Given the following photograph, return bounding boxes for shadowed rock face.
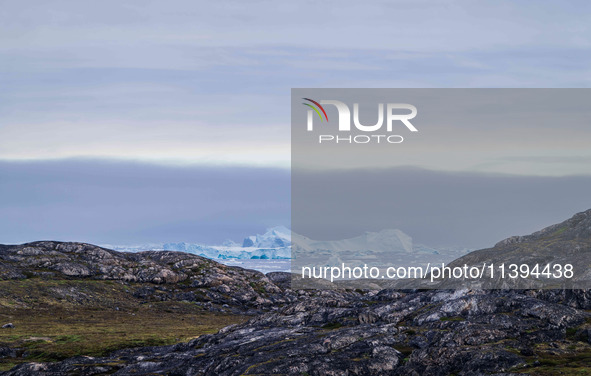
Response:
[2,288,591,376]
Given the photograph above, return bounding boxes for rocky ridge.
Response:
[444,209,591,289]
[0,241,291,314]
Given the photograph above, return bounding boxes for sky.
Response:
[0,160,289,245]
[1,0,590,246]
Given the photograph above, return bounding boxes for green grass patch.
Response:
[440,316,465,322]
[510,344,591,375]
[0,303,245,371]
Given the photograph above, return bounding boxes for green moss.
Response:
[510,346,591,375]
[321,322,343,330]
[566,327,578,338]
[440,316,465,322]
[248,281,266,294]
[551,226,568,236]
[241,358,277,375]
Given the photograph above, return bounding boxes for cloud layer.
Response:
[1,1,591,168]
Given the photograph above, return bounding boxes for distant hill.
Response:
[441,208,591,289]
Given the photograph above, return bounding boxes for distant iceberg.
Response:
[240,225,291,248]
[106,226,470,263]
[163,226,291,260]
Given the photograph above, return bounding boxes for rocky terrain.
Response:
[2,287,591,375]
[0,241,291,314]
[1,210,591,375]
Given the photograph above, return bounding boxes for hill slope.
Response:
[445,209,591,288]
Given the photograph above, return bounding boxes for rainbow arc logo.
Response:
[302,98,328,122]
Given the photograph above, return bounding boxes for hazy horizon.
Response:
[2,159,591,250]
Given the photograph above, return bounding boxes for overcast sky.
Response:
[1,1,590,246]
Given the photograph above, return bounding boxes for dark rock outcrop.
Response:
[3,288,591,375]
